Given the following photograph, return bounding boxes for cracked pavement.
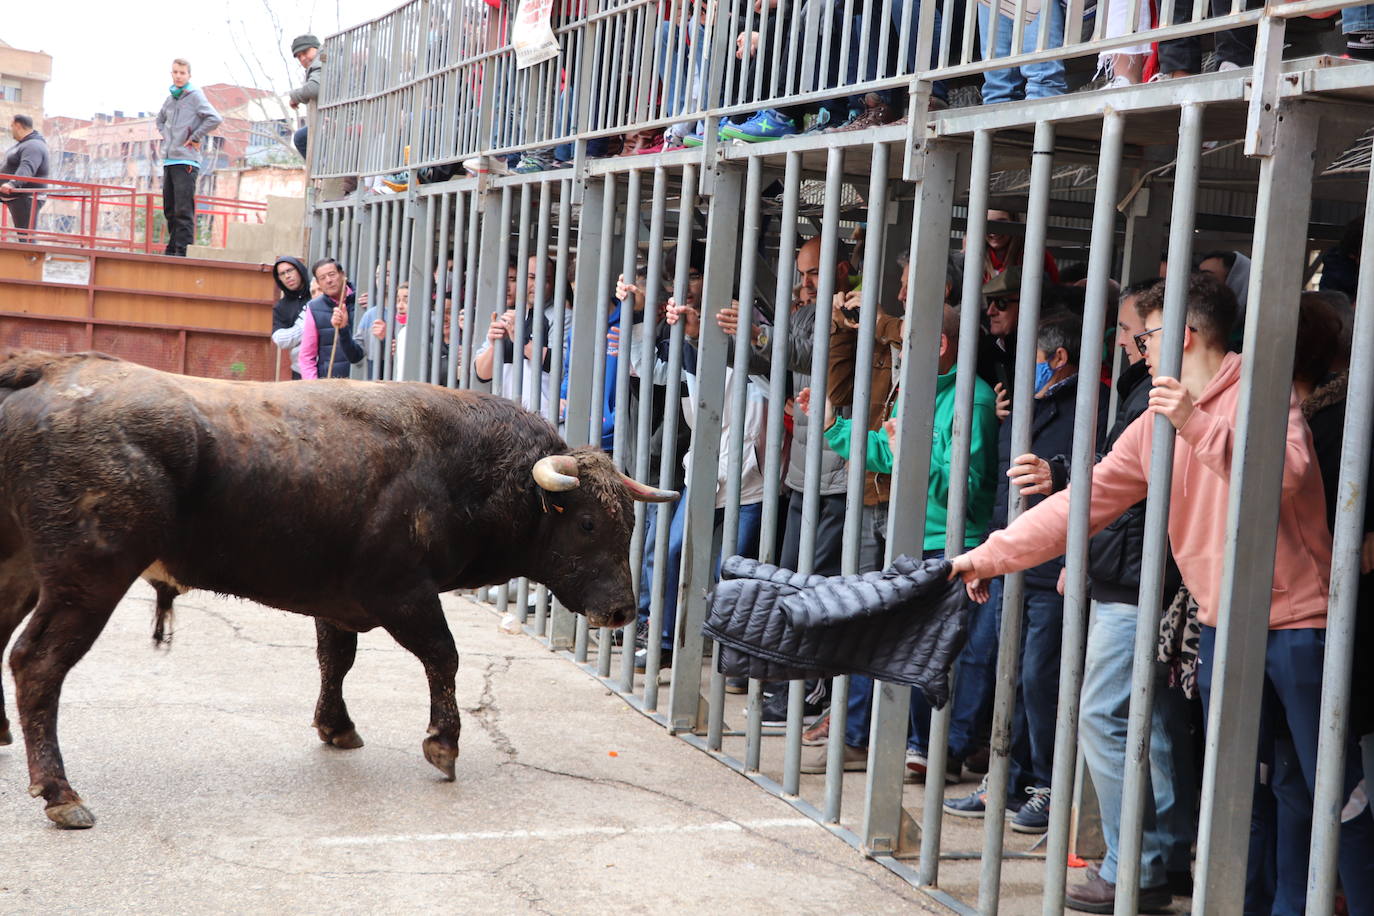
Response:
[0,582,937,914]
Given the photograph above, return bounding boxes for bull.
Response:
[0,349,675,829]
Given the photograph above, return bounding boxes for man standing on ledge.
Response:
[1,115,50,242]
[156,59,222,257]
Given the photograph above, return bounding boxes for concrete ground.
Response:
[0,584,936,915]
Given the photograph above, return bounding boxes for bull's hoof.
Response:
[0,723,11,746]
[45,800,96,829]
[422,736,459,781]
[316,725,365,750]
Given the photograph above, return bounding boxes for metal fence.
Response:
[312,0,1366,179]
[304,7,1374,907]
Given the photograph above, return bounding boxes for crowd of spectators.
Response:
[267,190,1372,912]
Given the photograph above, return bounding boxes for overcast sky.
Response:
[6,0,397,119]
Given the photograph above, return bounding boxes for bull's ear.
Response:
[619,473,678,503]
[533,455,580,492]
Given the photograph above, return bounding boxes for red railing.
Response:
[0,173,267,253]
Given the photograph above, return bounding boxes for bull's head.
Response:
[530,449,676,629]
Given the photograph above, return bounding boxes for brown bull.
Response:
[0,349,674,829]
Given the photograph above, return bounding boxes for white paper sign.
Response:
[42,255,92,286]
[513,0,560,70]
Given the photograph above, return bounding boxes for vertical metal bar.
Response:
[644,164,697,712]
[548,164,578,644]
[604,169,642,680]
[1040,109,1124,916]
[1194,101,1320,916]
[461,189,481,391]
[531,181,553,420]
[405,197,435,383]
[783,147,845,797]
[562,173,611,658]
[576,175,618,666]
[623,167,669,695]
[668,162,743,733]
[708,156,763,751]
[446,192,465,390]
[750,152,802,774]
[980,120,1054,916]
[828,143,889,826]
[385,199,405,381]
[862,137,960,855]
[512,184,534,402]
[1114,102,1203,915]
[1307,146,1374,916]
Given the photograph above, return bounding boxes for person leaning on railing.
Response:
[288,34,323,160]
[0,115,49,243]
[950,272,1374,914]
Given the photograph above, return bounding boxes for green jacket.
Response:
[824,365,999,551]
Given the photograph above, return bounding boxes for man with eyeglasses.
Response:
[952,271,1374,913]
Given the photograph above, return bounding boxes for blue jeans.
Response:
[658,20,708,118]
[976,0,1067,104]
[1198,625,1374,916]
[1345,4,1374,32]
[945,575,1002,759]
[638,487,763,650]
[1008,583,1064,795]
[293,126,308,159]
[1081,601,1195,889]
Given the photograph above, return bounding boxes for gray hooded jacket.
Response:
[289,58,323,106]
[156,86,223,169]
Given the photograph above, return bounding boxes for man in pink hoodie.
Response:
[951,272,1374,913]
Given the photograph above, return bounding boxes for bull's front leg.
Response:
[312,619,364,749]
[378,592,461,780]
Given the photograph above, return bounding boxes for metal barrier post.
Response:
[1115,101,1204,915]
[644,164,697,713]
[1194,101,1320,915]
[1041,108,1123,914]
[830,143,889,826]
[979,119,1054,916]
[861,134,961,855]
[668,162,743,733]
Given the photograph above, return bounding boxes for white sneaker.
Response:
[1217,60,1242,72]
[1105,74,1135,88]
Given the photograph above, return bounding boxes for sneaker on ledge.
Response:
[720,109,796,142]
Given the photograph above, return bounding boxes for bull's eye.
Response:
[580,517,596,533]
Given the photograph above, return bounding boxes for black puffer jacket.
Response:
[704,555,970,708]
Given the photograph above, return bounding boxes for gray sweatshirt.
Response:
[156,86,223,169]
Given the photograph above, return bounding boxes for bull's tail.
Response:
[151,581,179,648]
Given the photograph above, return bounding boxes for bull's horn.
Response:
[619,473,679,503]
[533,455,581,492]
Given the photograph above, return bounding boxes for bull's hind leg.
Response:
[378,592,461,780]
[10,578,128,829]
[313,619,364,749]
[0,552,40,747]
